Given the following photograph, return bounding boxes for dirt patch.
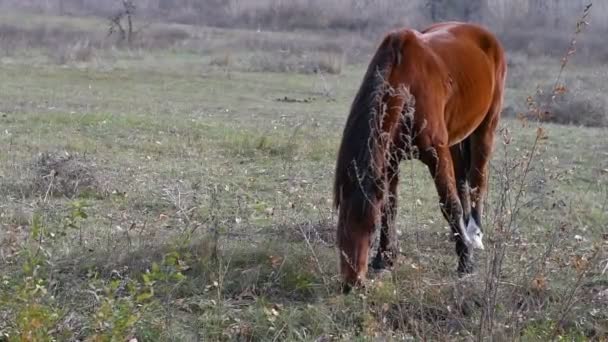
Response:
[275,96,315,103]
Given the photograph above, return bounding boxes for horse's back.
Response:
[421,22,505,69]
[419,22,506,145]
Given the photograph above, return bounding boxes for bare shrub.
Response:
[538,89,607,127]
[135,25,191,50]
[0,20,192,61]
[247,53,292,73]
[315,51,344,75]
[240,35,324,57]
[209,53,233,68]
[250,1,328,31]
[476,5,605,339]
[107,0,136,46]
[0,23,94,50]
[246,50,344,75]
[499,29,599,60]
[70,39,95,61]
[54,39,96,64]
[527,72,608,128]
[147,26,189,44]
[165,9,202,26]
[106,2,189,50]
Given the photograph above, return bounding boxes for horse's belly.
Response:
[442,49,496,146]
[446,103,491,146]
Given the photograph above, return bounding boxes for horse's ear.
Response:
[389,33,404,66]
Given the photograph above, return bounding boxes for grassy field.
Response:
[0,12,607,341]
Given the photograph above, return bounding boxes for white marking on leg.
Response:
[465,217,484,250]
[456,217,470,245]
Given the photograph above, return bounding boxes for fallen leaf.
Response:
[269,255,283,269]
[571,255,589,273]
[531,275,547,291]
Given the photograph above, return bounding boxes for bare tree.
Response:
[108,0,136,45]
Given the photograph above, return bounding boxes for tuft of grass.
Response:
[31,151,103,199]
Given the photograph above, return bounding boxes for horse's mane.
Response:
[333,34,401,216]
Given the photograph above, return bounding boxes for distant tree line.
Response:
[0,0,604,32]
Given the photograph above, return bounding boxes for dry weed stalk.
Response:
[477,3,594,339]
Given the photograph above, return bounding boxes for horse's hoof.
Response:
[371,268,393,281]
[341,282,353,294]
[370,258,385,271]
[457,263,475,277]
[370,255,394,271]
[341,280,367,294]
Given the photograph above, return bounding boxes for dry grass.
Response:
[0,20,191,63]
[4,1,608,63]
[537,88,608,127]
[0,7,607,341]
[246,50,344,75]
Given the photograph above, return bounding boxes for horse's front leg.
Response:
[420,143,475,275]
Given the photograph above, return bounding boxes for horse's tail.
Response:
[333,32,403,216]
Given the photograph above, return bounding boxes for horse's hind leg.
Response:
[419,142,473,274]
[451,139,472,226]
[469,111,500,236]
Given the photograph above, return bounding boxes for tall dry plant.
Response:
[108,0,137,46]
[477,3,596,339]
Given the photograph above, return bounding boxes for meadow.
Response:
[0,10,607,341]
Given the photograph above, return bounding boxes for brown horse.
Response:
[334,22,507,290]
